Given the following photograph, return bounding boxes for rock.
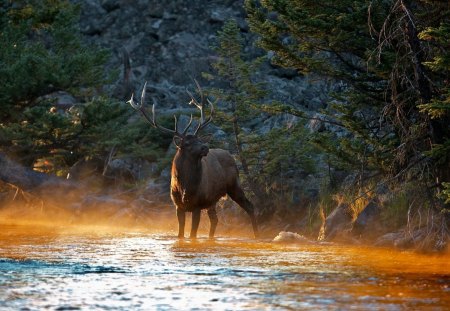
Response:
[209,7,232,23]
[105,157,151,182]
[307,113,326,132]
[67,157,104,182]
[374,230,419,249]
[76,0,108,35]
[68,156,152,189]
[270,67,299,79]
[100,0,119,12]
[0,152,78,194]
[307,98,324,110]
[352,199,382,238]
[375,226,448,252]
[79,195,127,216]
[144,179,169,197]
[73,0,334,120]
[273,231,311,244]
[374,232,404,247]
[151,19,163,30]
[318,201,353,241]
[41,91,77,111]
[158,166,172,184]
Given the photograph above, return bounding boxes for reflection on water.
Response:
[0,225,448,310]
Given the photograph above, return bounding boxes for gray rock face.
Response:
[74,0,245,96]
[73,0,332,114]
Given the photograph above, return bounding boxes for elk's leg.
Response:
[207,206,218,238]
[190,209,201,239]
[176,207,186,239]
[228,185,259,238]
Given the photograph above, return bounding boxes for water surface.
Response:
[0,225,448,310]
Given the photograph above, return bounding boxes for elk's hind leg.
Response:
[190,209,201,239]
[207,206,218,238]
[227,185,259,238]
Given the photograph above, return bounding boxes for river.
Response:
[0,224,448,310]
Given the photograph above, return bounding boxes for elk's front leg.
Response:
[176,207,186,239]
[190,209,201,239]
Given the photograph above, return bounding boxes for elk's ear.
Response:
[199,134,213,144]
[173,136,183,149]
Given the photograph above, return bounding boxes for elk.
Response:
[128,82,259,239]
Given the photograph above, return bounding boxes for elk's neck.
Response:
[172,152,203,197]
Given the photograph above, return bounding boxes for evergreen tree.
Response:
[0,0,107,168]
[0,1,172,175]
[208,20,267,204]
[246,0,450,210]
[207,20,316,220]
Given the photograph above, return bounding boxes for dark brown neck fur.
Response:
[172,150,203,204]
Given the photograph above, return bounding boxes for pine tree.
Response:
[0,0,107,168]
[0,1,172,175]
[208,20,267,203]
[246,0,450,210]
[207,20,316,220]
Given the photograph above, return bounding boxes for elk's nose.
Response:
[200,145,209,156]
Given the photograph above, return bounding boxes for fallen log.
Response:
[0,152,81,202]
[0,152,161,226]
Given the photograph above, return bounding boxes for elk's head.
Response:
[173,134,211,158]
[128,81,214,159]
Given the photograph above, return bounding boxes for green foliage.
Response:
[207,20,267,196]
[208,19,317,216]
[0,0,108,166]
[417,22,450,120]
[0,1,109,113]
[0,1,172,174]
[249,124,316,189]
[440,183,450,207]
[246,0,450,208]
[246,0,392,173]
[69,98,172,163]
[211,20,267,102]
[209,19,266,121]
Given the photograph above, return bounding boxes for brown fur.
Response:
[171,149,236,211]
[170,140,258,239]
[128,84,257,239]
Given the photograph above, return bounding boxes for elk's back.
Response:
[171,148,238,211]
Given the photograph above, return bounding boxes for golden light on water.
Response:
[0,202,449,310]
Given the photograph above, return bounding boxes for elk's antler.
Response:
[128,82,193,137]
[187,79,214,136]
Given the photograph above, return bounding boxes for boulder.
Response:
[42,91,77,111]
[318,202,353,241]
[352,199,382,239]
[273,231,311,244]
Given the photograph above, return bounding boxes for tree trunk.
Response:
[0,152,81,204]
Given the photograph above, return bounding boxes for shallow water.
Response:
[0,225,449,310]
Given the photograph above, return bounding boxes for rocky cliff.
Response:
[75,0,333,118]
